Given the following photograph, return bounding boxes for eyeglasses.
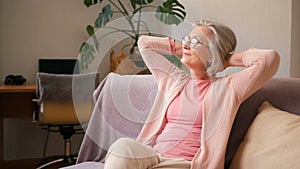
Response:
[181,36,209,49]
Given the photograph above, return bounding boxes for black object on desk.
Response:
[38,59,79,74]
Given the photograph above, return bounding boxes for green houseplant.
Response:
[79,0,186,73]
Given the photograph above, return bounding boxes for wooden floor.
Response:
[1,158,75,169]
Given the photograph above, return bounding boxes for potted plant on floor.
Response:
[79,0,186,74]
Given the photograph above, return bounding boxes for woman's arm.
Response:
[138,35,188,86]
[226,47,280,100]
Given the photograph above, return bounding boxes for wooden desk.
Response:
[0,84,36,164]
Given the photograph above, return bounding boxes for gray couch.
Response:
[63,73,300,169]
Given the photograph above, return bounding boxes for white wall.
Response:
[0,0,99,83]
[0,0,100,160]
[180,0,294,77]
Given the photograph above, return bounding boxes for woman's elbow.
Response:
[267,50,280,67]
[265,49,280,73]
[137,35,151,50]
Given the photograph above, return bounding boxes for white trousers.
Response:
[104,138,191,169]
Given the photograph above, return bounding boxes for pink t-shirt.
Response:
[153,78,211,161]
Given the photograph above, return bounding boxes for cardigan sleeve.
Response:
[227,48,280,101]
[137,35,188,91]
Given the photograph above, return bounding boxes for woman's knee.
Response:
[112,137,136,148]
[108,138,136,157]
[104,138,159,169]
[108,137,156,158]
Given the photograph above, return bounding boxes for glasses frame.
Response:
[181,36,209,49]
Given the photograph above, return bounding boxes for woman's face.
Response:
[181,26,212,74]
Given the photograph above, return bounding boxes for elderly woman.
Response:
[103,20,280,169]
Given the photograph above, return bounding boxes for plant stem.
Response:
[117,0,129,15]
[99,26,135,39]
[133,5,156,14]
[132,4,142,53]
[108,0,136,46]
[135,20,151,34]
[107,0,127,17]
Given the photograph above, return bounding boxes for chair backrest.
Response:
[36,72,99,124]
[36,59,99,125]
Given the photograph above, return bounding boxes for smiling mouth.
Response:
[183,52,191,56]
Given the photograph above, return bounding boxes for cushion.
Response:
[229,101,300,169]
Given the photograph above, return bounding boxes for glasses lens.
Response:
[182,36,189,45]
[190,38,199,48]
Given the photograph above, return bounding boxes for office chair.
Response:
[33,59,99,168]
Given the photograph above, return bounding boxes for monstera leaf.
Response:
[79,42,96,69]
[84,0,104,7]
[131,0,153,5]
[156,0,186,25]
[95,4,113,28]
[86,25,94,36]
[130,0,153,10]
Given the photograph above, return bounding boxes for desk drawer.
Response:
[0,93,35,118]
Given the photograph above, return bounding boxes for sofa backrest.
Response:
[225,77,300,168]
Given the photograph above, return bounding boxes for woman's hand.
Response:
[174,40,183,57]
[170,38,183,57]
[223,50,247,69]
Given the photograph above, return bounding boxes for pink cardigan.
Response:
[136,35,280,169]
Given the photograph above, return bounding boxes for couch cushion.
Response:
[229,101,300,169]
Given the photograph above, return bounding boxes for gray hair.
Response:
[193,20,237,77]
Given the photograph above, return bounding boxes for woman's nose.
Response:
[183,43,190,50]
